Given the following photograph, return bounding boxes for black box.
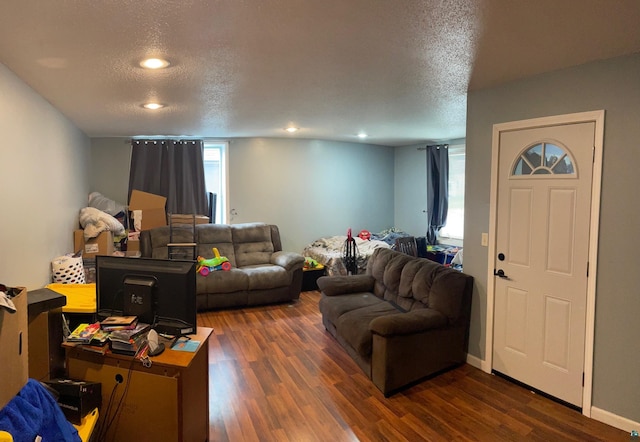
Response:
[44,379,101,425]
[302,267,326,291]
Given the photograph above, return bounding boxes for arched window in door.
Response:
[512,142,576,177]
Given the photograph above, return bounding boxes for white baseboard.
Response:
[465,353,491,373]
[591,406,639,434]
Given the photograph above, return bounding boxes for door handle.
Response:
[494,269,509,279]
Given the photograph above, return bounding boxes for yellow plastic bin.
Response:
[46,283,97,314]
[73,407,99,442]
[46,283,97,331]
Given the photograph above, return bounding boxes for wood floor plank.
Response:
[201,291,627,441]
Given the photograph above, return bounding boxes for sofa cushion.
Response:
[369,308,448,336]
[319,292,384,326]
[369,249,425,311]
[232,223,275,267]
[427,267,470,323]
[317,274,375,297]
[367,248,466,317]
[336,302,399,357]
[242,264,291,290]
[197,268,248,294]
[196,224,236,266]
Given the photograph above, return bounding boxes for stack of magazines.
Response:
[109,322,151,356]
[100,315,139,331]
[67,322,101,344]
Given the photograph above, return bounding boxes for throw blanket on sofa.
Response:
[0,379,80,442]
[302,235,390,276]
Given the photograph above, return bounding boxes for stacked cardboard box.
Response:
[129,190,167,231]
[169,214,210,225]
[128,190,168,252]
[73,230,114,258]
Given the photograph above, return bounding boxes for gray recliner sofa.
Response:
[318,247,473,396]
[140,222,305,311]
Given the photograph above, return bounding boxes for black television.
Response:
[95,256,197,336]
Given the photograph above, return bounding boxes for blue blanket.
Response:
[0,379,80,442]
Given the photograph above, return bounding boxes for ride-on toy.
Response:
[196,248,231,276]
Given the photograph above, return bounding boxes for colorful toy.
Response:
[197,248,231,276]
[304,257,320,269]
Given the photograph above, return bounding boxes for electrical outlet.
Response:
[481,233,489,247]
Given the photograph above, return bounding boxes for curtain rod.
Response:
[417,143,449,151]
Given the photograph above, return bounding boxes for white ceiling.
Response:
[1,1,640,146]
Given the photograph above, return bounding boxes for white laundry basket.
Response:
[51,254,86,284]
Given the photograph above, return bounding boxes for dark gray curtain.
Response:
[128,139,208,215]
[426,144,449,244]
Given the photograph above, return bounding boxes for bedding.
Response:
[302,235,390,276]
[88,191,126,216]
[79,207,125,240]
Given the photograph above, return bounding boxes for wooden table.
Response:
[65,327,212,441]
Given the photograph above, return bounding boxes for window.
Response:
[512,142,575,176]
[439,144,465,241]
[202,141,228,224]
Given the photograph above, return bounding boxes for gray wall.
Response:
[90,138,131,205]
[0,63,90,289]
[226,138,395,252]
[89,137,396,253]
[394,144,428,236]
[465,53,640,422]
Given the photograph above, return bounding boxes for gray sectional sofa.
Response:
[318,247,473,396]
[140,222,305,310]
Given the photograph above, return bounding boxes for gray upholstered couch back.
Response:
[366,247,472,326]
[140,222,283,267]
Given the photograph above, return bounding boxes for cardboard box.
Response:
[74,230,115,258]
[129,190,167,231]
[170,214,209,225]
[127,238,140,252]
[0,287,28,409]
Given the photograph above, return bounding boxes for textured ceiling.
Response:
[1,1,639,146]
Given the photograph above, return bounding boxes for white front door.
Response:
[492,121,595,407]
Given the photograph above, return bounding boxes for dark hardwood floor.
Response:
[198,291,626,441]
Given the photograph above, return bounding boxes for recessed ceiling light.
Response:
[357,133,368,139]
[285,127,299,133]
[142,102,165,110]
[140,58,170,69]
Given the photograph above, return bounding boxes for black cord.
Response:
[103,357,136,442]
[156,316,191,326]
[95,356,135,442]
[94,377,120,442]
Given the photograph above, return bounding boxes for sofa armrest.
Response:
[370,309,448,337]
[271,251,305,272]
[317,274,375,296]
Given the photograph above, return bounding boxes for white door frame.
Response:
[485,110,604,416]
